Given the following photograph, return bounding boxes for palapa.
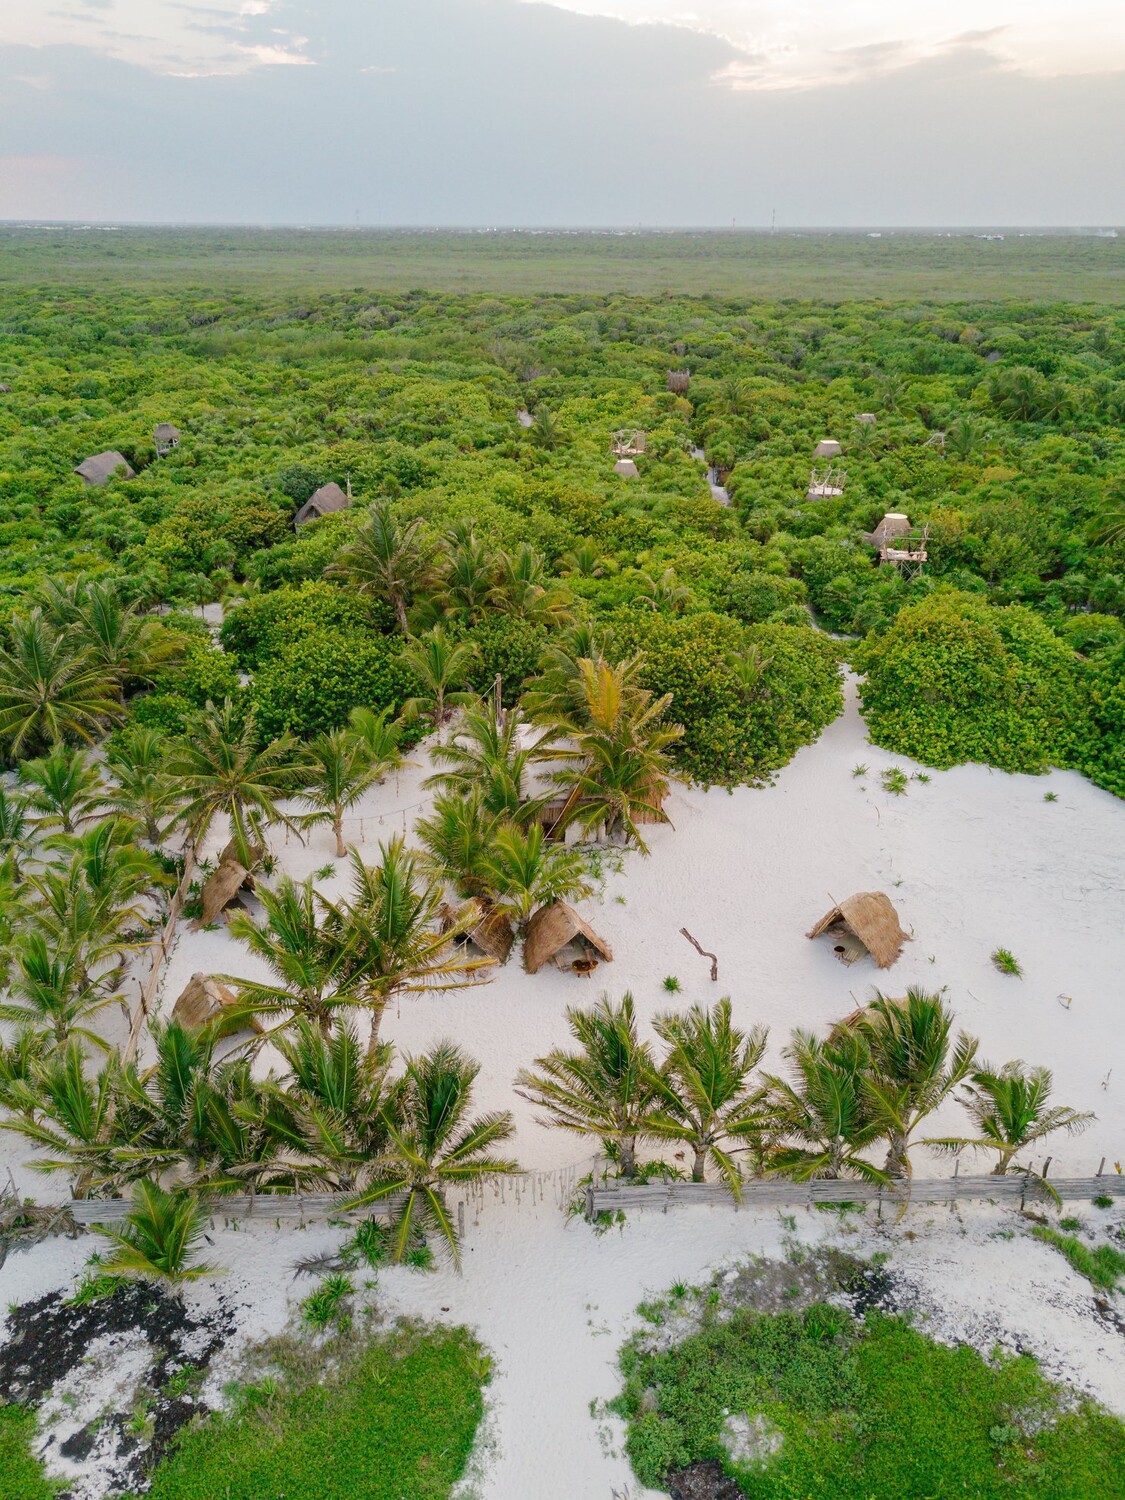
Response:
[813,438,842,459]
[440,898,515,965]
[613,458,639,478]
[294,481,351,527]
[523,901,613,975]
[806,891,908,970]
[194,855,251,928]
[75,451,135,486]
[171,972,262,1034]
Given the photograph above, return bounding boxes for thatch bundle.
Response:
[195,855,251,928]
[440,898,515,965]
[806,892,908,969]
[171,973,262,1035]
[524,901,613,975]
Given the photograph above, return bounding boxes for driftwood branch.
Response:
[680,927,718,982]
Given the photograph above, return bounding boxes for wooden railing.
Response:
[585,1171,1125,1220]
[63,1190,407,1227]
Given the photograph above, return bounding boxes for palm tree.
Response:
[165,697,304,864]
[844,989,979,1178]
[522,624,622,722]
[0,1038,118,1193]
[648,999,768,1194]
[94,1179,215,1286]
[337,838,495,1049]
[41,580,183,695]
[762,1029,888,1183]
[416,789,504,898]
[401,628,479,734]
[558,541,605,579]
[346,1040,517,1266]
[425,702,550,819]
[300,727,385,858]
[0,933,116,1051]
[725,645,773,706]
[928,1061,1094,1177]
[944,415,990,462]
[326,501,433,633]
[0,609,120,757]
[481,821,592,932]
[347,704,404,769]
[18,743,109,834]
[432,527,495,627]
[104,725,183,845]
[528,407,562,450]
[515,993,659,1177]
[0,786,30,864]
[490,544,573,626]
[635,567,690,614]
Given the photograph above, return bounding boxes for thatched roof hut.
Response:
[0,383,10,394]
[613,458,639,479]
[667,370,690,394]
[295,481,350,527]
[440,898,515,965]
[813,438,842,459]
[194,855,252,929]
[524,901,613,976]
[806,892,908,969]
[171,972,262,1035]
[855,412,877,425]
[75,451,135,486]
[154,422,180,455]
[863,513,912,548]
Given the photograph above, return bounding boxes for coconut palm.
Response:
[18,743,110,834]
[647,1000,769,1194]
[40,580,183,695]
[480,821,592,932]
[104,725,183,845]
[528,407,561,451]
[94,1179,215,1286]
[515,993,659,1177]
[0,609,120,757]
[165,697,304,864]
[521,624,622,723]
[558,541,605,579]
[0,1038,118,1192]
[425,702,550,819]
[725,645,773,706]
[0,933,117,1051]
[401,628,479,733]
[762,1029,888,1183]
[415,789,503,898]
[635,567,690,614]
[0,786,30,865]
[844,989,979,1178]
[928,1061,1094,1177]
[300,727,386,858]
[326,500,433,633]
[944,414,990,462]
[346,1040,517,1266]
[432,525,496,627]
[490,544,573,626]
[347,704,405,770]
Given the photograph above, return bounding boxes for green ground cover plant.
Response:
[0,1406,59,1500]
[613,1297,1125,1498]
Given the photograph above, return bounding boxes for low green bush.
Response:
[249,630,414,740]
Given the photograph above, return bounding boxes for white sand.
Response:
[4,672,1125,1496]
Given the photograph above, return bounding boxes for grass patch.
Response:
[137,1320,486,1500]
[0,1407,59,1499]
[991,947,1023,977]
[1031,1227,1125,1291]
[613,1297,1125,1498]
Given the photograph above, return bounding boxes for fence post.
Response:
[584,1182,595,1222]
[1097,1157,1106,1178]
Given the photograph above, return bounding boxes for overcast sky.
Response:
[2,0,1122,224]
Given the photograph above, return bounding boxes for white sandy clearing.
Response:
[3,672,1125,1497]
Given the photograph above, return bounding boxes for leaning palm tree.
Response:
[515,993,659,1178]
[346,1040,517,1267]
[326,500,434,634]
[165,697,304,864]
[762,1029,888,1183]
[401,628,479,734]
[425,702,550,819]
[94,1179,215,1286]
[928,1061,1094,1177]
[18,743,109,834]
[300,727,386,858]
[480,821,592,932]
[843,989,979,1179]
[104,725,184,845]
[647,999,769,1195]
[0,609,121,757]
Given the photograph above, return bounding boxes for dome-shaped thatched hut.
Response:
[807,892,908,969]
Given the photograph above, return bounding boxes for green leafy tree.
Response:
[300,726,392,857]
[425,702,549,819]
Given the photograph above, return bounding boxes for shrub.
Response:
[249,630,414,740]
[220,581,379,669]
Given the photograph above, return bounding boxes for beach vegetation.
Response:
[991,947,1023,976]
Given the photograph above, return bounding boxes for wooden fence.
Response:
[62,1190,407,1227]
[585,1171,1125,1220]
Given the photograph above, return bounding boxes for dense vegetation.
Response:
[613,1291,1125,1498]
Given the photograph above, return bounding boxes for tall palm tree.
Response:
[522,624,622,722]
[648,999,768,1194]
[104,725,183,845]
[300,727,385,857]
[415,789,503,898]
[326,501,434,633]
[480,821,592,932]
[401,628,479,733]
[18,743,109,834]
[431,525,495,627]
[843,989,979,1178]
[425,702,550,819]
[928,1061,1094,1176]
[41,579,183,695]
[515,993,659,1177]
[762,1029,888,1183]
[346,1040,517,1266]
[0,609,120,757]
[165,697,304,864]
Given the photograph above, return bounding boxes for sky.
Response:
[1,0,1122,225]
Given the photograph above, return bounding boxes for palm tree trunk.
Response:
[333,814,346,858]
[366,999,388,1061]
[618,1135,637,1178]
[691,1146,707,1182]
[393,594,409,634]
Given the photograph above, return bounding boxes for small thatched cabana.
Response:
[813,438,842,459]
[75,451,135,486]
[854,412,877,425]
[171,973,262,1035]
[807,892,908,969]
[666,370,690,394]
[295,481,350,527]
[440,898,515,965]
[194,855,252,929]
[154,422,180,455]
[524,902,613,976]
[863,513,912,548]
[613,458,639,479]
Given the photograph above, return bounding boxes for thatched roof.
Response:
[524,901,613,975]
[0,383,10,394]
[194,855,251,928]
[440,898,515,964]
[614,458,639,479]
[154,422,180,442]
[855,412,877,424]
[75,451,135,486]
[667,370,690,394]
[806,891,908,970]
[294,481,350,527]
[172,972,261,1035]
[813,438,842,459]
[863,512,912,547]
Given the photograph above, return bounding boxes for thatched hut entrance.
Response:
[524,902,613,977]
[439,898,515,965]
[806,892,908,969]
[171,973,263,1036]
